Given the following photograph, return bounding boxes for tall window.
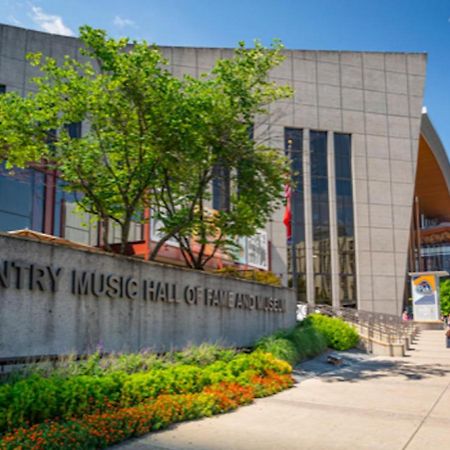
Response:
[0,166,45,232]
[334,133,356,307]
[310,131,331,304]
[212,164,230,211]
[285,128,306,301]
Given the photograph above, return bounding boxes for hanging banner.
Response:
[411,273,440,321]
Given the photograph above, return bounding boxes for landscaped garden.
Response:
[0,314,358,449]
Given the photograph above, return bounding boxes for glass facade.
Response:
[0,165,45,232]
[334,133,356,307]
[310,131,331,304]
[285,128,306,301]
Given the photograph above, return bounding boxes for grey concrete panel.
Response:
[406,53,427,76]
[365,90,387,114]
[354,203,370,228]
[0,25,27,59]
[385,54,407,73]
[317,51,339,63]
[342,87,364,111]
[408,74,426,97]
[353,156,368,180]
[391,160,414,184]
[389,136,413,161]
[368,180,392,205]
[369,204,393,228]
[0,56,25,88]
[370,228,395,252]
[363,68,386,91]
[386,71,408,94]
[0,234,296,358]
[342,110,365,133]
[292,58,316,83]
[389,116,411,138]
[318,108,342,131]
[387,93,409,116]
[363,53,385,70]
[317,62,340,86]
[294,104,319,129]
[365,112,388,136]
[318,84,340,108]
[366,134,389,159]
[294,81,317,107]
[367,158,391,181]
[392,182,414,206]
[356,226,371,251]
[372,275,397,300]
[341,64,363,88]
[339,52,362,67]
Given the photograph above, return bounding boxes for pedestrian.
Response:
[446,325,450,349]
[402,310,409,321]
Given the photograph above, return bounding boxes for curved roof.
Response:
[415,113,450,221]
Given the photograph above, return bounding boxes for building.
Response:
[0,24,449,315]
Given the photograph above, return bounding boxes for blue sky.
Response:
[2,0,450,153]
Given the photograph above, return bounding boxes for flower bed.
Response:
[0,371,293,450]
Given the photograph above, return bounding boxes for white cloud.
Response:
[113,15,136,28]
[30,5,74,36]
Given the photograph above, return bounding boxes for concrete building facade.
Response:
[0,24,449,316]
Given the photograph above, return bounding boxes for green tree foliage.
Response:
[0,27,291,262]
[440,279,450,316]
[150,41,292,268]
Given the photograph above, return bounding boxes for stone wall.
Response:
[0,234,296,359]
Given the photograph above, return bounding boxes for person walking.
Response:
[446,325,450,348]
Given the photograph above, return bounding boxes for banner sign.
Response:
[411,273,440,321]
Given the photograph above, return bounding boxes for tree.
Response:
[0,28,292,266]
[440,279,450,316]
[149,42,292,269]
[0,26,182,253]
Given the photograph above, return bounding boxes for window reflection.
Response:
[334,133,356,307]
[0,165,45,232]
[285,128,306,301]
[311,131,331,305]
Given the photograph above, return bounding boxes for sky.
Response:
[1,0,449,153]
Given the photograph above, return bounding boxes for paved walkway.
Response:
[115,330,450,450]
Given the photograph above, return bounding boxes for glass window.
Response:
[0,165,45,232]
[0,85,6,94]
[212,164,230,211]
[310,131,331,305]
[285,128,306,300]
[334,133,356,307]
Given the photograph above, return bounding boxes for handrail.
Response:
[300,303,417,346]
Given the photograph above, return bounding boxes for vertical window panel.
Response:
[334,133,356,307]
[285,128,306,301]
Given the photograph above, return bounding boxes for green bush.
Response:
[254,336,298,365]
[306,314,359,351]
[287,326,328,360]
[0,351,286,433]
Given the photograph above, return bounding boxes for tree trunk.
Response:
[120,219,131,255]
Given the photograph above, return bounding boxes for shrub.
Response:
[215,266,281,286]
[254,336,298,365]
[0,372,293,450]
[0,351,289,433]
[306,314,359,351]
[287,326,328,360]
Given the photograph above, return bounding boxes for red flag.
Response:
[283,185,292,240]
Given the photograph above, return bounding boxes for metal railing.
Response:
[300,303,417,347]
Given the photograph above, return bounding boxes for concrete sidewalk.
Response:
[115,330,450,450]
